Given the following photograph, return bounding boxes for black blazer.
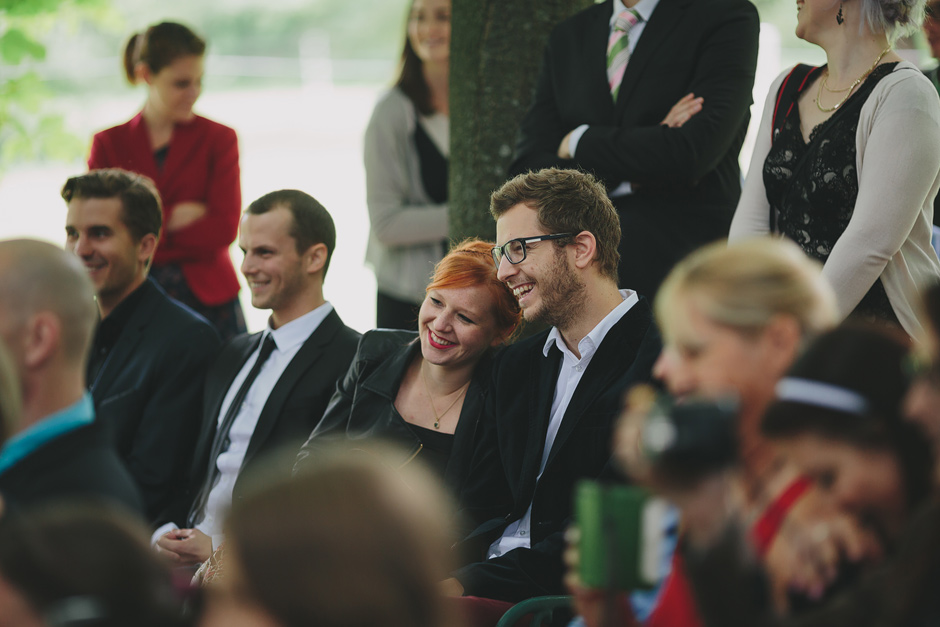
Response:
[0,421,144,517]
[89,278,220,524]
[178,308,360,526]
[453,298,661,601]
[510,0,760,298]
[295,329,505,529]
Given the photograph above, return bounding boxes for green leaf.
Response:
[0,29,47,63]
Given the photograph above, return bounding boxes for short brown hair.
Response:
[61,169,163,242]
[490,168,620,282]
[246,190,336,279]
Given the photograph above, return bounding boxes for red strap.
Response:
[771,68,797,141]
[751,476,813,557]
[771,66,819,143]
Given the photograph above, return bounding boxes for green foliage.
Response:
[0,0,113,174]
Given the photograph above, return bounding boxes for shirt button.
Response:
[520,530,526,536]
[575,365,583,372]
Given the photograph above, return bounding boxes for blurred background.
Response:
[0,0,932,333]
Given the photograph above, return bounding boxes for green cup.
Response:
[575,481,667,591]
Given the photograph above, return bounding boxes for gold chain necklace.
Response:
[815,45,892,113]
[420,364,469,429]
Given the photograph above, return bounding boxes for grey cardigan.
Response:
[364,87,449,304]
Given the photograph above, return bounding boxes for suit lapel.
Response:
[615,0,689,115]
[193,333,258,473]
[159,117,200,188]
[127,114,160,181]
[89,282,158,396]
[515,344,562,503]
[542,301,652,470]
[241,310,342,465]
[586,0,618,117]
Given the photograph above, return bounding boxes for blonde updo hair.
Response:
[656,238,838,345]
[859,0,927,42]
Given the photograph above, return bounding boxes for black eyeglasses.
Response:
[490,233,575,269]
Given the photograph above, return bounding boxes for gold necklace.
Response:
[420,364,469,429]
[815,45,892,113]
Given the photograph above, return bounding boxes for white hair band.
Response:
[775,377,870,415]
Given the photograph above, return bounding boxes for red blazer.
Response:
[88,113,241,306]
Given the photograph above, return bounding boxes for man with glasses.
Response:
[444,168,661,604]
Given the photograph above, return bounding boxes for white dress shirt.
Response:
[152,302,334,549]
[568,0,662,197]
[488,290,639,558]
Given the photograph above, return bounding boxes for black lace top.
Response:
[763,62,901,326]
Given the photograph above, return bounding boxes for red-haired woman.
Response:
[296,239,519,518]
[364,0,451,330]
[88,22,245,341]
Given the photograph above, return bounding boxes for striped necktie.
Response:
[607,9,643,103]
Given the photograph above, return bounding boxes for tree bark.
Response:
[448,0,592,243]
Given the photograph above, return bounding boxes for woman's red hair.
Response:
[426,239,521,338]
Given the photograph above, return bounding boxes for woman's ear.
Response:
[761,314,802,377]
[135,62,152,85]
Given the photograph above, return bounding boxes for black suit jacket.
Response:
[0,421,144,517]
[453,298,661,601]
[510,0,760,298]
[89,278,220,524]
[179,308,360,526]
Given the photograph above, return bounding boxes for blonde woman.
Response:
[570,239,863,626]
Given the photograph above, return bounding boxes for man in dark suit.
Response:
[62,170,220,525]
[0,239,142,515]
[154,189,361,565]
[444,169,660,602]
[510,0,759,299]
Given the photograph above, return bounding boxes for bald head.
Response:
[0,240,98,365]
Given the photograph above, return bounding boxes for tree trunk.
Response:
[448,0,591,243]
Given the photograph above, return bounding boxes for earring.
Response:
[836,2,844,24]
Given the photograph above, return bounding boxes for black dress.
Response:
[763,62,902,326]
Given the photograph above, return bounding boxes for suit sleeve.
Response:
[454,530,568,601]
[131,322,221,525]
[508,37,581,177]
[161,125,242,261]
[574,5,759,187]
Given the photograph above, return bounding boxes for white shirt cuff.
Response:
[151,522,180,547]
[568,124,590,157]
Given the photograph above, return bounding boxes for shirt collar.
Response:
[610,0,660,26]
[265,302,334,353]
[542,289,639,360]
[0,393,95,476]
[95,277,152,339]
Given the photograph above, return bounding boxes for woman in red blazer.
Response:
[88,22,245,341]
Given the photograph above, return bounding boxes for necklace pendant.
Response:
[433,419,440,430]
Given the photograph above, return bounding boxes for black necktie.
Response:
[188,333,277,525]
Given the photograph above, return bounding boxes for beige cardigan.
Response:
[731,61,940,339]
